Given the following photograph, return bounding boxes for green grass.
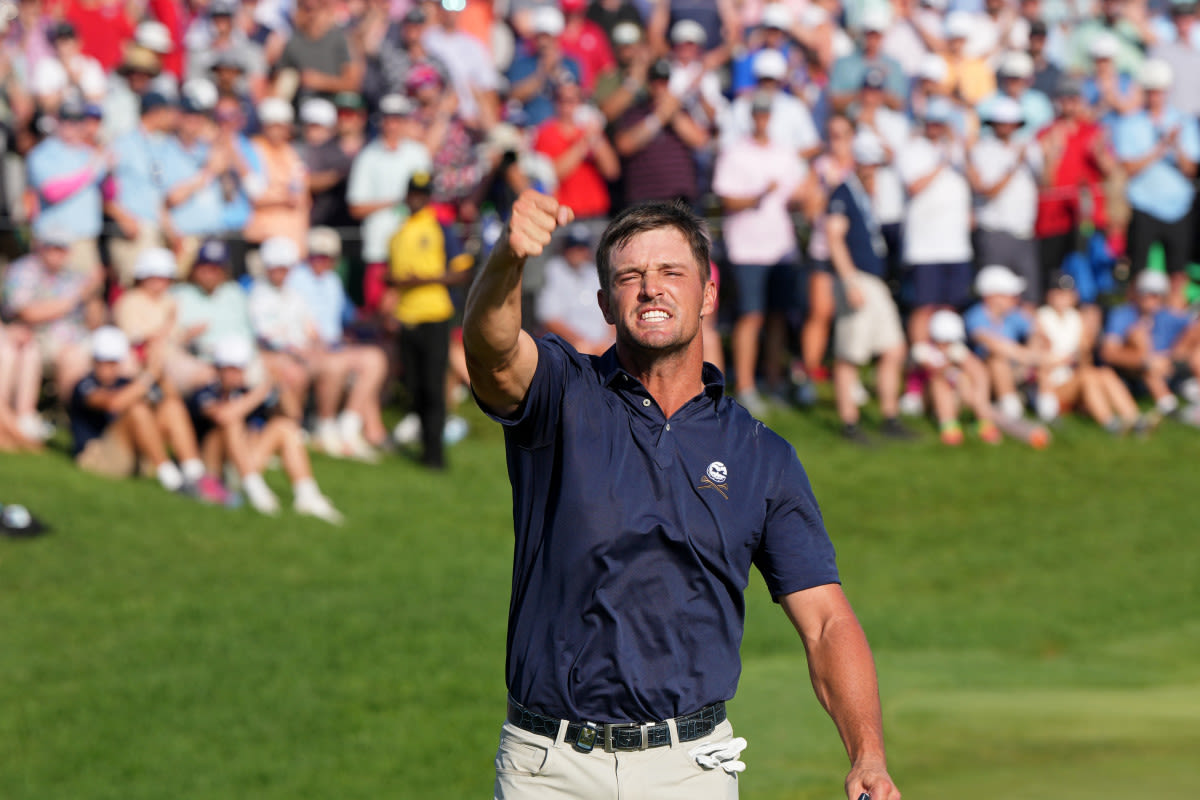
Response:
[2,405,1199,799]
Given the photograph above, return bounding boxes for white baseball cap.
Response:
[860,7,892,33]
[752,49,788,80]
[257,97,294,125]
[761,4,792,30]
[133,247,177,281]
[671,19,707,45]
[945,11,975,40]
[300,97,337,127]
[1089,32,1120,59]
[975,264,1027,296]
[378,93,414,117]
[929,310,967,343]
[260,236,299,269]
[91,326,131,362]
[852,130,887,166]
[982,95,1023,125]
[212,335,254,369]
[135,20,173,54]
[532,6,564,36]
[918,53,948,83]
[1139,58,1173,90]
[611,21,642,46]
[308,226,341,258]
[998,51,1034,79]
[1136,269,1170,294]
[181,78,218,113]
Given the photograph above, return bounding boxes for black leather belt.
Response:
[507,698,726,753]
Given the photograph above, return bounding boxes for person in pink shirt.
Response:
[559,0,615,93]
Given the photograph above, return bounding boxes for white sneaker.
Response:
[1180,378,1200,405]
[245,481,280,515]
[315,424,348,458]
[343,430,381,463]
[851,379,870,408]
[17,414,55,442]
[898,391,925,417]
[295,493,344,525]
[442,415,469,445]
[392,413,421,445]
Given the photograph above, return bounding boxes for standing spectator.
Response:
[1028,21,1064,100]
[170,239,256,366]
[32,21,106,110]
[964,265,1045,419]
[613,59,709,208]
[852,68,910,279]
[665,19,729,135]
[560,0,615,93]
[1100,268,1200,417]
[69,326,218,498]
[586,0,643,45]
[287,227,391,457]
[712,89,812,414]
[1067,0,1147,76]
[592,21,651,124]
[421,0,502,130]
[187,0,268,100]
[113,248,215,395]
[347,93,432,314]
[275,0,363,104]
[723,50,820,160]
[508,7,584,129]
[57,0,136,74]
[1036,77,1118,281]
[829,9,908,113]
[190,335,344,523]
[534,222,613,356]
[896,98,974,345]
[978,51,1054,137]
[163,81,228,270]
[1082,33,1142,126]
[103,45,163,141]
[534,77,620,222]
[244,97,311,257]
[386,171,474,469]
[1113,59,1200,307]
[298,97,354,228]
[938,12,996,107]
[1150,1,1200,119]
[24,99,106,281]
[968,96,1044,303]
[365,7,448,112]
[210,94,264,262]
[2,228,99,398]
[108,91,179,286]
[826,133,914,444]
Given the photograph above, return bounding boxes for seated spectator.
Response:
[964,265,1047,420]
[24,99,107,288]
[113,248,215,395]
[1035,270,1148,432]
[108,91,179,286]
[926,309,1004,445]
[534,77,620,221]
[386,172,474,469]
[247,237,319,424]
[274,0,363,105]
[826,133,914,444]
[70,326,226,501]
[507,6,584,129]
[287,227,390,459]
[1,228,98,399]
[0,322,44,449]
[1100,269,1200,417]
[348,93,432,314]
[613,58,709,208]
[171,239,256,366]
[535,223,613,356]
[244,98,311,257]
[190,335,344,523]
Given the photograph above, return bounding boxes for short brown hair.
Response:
[595,200,711,289]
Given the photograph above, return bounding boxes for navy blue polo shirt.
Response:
[827,179,887,279]
[69,372,131,457]
[484,335,840,724]
[188,382,276,440]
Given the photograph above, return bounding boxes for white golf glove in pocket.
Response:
[688,737,748,774]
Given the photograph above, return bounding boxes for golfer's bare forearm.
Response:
[804,613,889,767]
[462,235,537,408]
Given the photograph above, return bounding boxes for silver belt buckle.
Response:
[603,722,651,751]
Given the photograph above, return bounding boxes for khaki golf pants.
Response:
[494,718,740,800]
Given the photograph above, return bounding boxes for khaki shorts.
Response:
[76,426,136,478]
[67,237,102,276]
[110,225,167,286]
[834,272,905,366]
[494,718,739,800]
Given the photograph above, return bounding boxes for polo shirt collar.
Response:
[597,346,727,408]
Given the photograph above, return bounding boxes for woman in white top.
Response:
[1034,271,1145,432]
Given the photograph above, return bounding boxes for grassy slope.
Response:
[1,407,1198,799]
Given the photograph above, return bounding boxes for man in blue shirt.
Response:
[506,7,583,128]
[463,192,900,800]
[1100,269,1200,416]
[828,9,908,113]
[964,265,1047,420]
[163,88,228,262]
[1112,58,1200,308]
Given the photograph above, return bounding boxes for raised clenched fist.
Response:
[506,190,574,260]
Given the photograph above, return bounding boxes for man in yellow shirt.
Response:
[387,171,474,468]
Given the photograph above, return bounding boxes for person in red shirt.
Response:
[55,0,136,72]
[559,0,616,93]
[533,77,620,221]
[1036,77,1121,281]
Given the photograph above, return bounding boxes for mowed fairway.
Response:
[2,405,1198,800]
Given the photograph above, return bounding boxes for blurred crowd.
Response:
[4,0,1200,517]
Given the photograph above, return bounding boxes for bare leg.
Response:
[55,343,92,401]
[343,345,388,444]
[156,397,201,462]
[928,372,958,425]
[833,360,860,425]
[254,417,313,483]
[876,344,905,419]
[312,351,349,422]
[0,337,17,411]
[907,305,934,347]
[701,315,724,373]
[761,311,789,394]
[219,419,260,478]
[802,271,834,375]
[989,357,1018,401]
[261,353,311,421]
[1099,366,1140,423]
[200,430,225,475]
[731,311,765,395]
[120,402,171,467]
[961,358,996,422]
[14,341,43,418]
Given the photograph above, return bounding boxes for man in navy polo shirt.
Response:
[463,191,899,800]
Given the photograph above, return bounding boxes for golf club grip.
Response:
[858,794,870,800]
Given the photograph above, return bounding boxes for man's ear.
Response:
[598,288,615,325]
[701,279,717,320]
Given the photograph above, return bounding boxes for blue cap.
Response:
[83,102,104,120]
[58,98,87,121]
[195,238,229,267]
[564,222,591,248]
[140,91,174,115]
